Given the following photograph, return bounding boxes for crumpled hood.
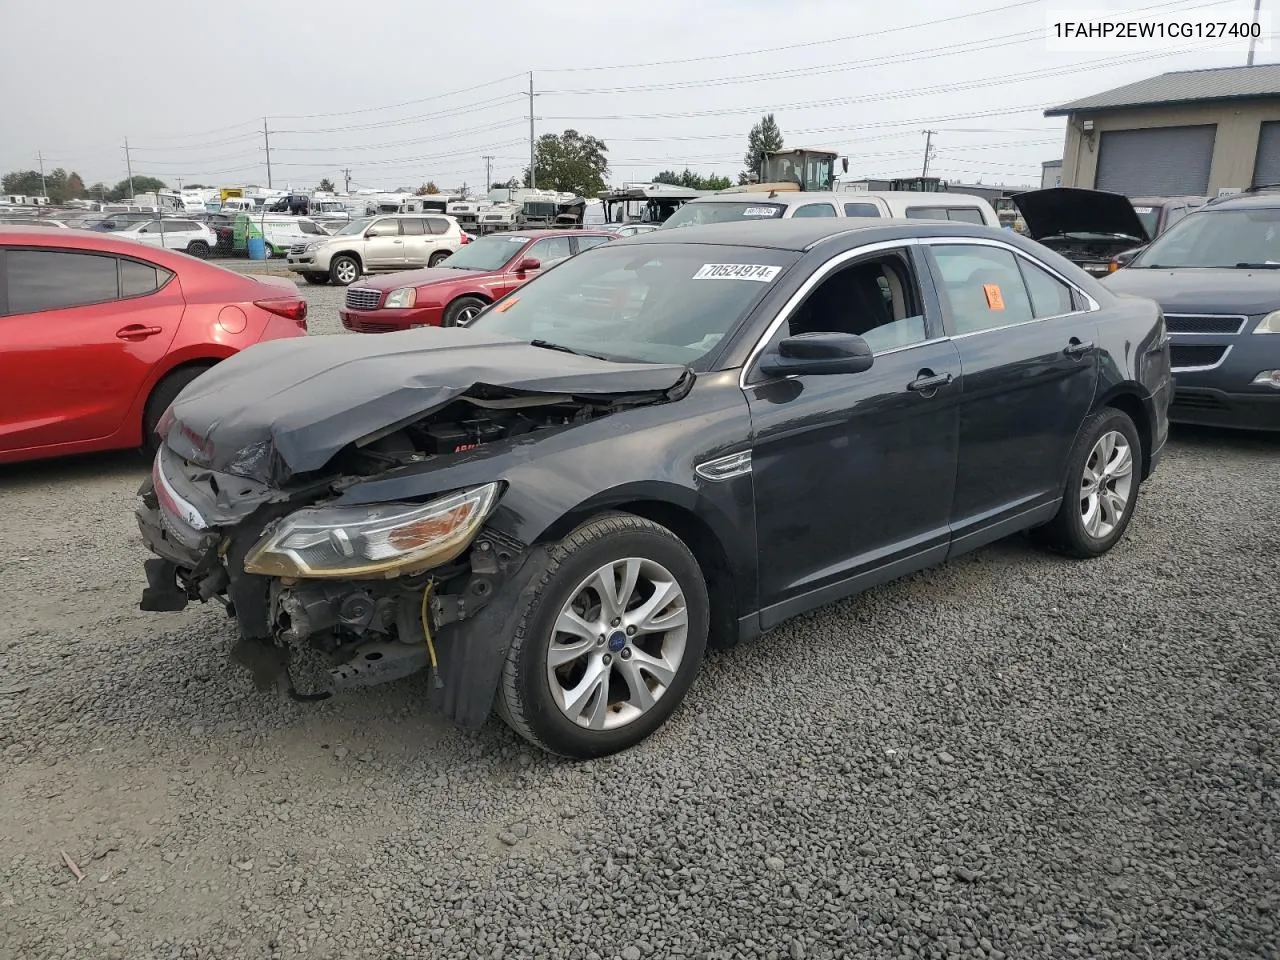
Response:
[1013,187,1150,243]
[1102,267,1280,315]
[162,328,691,486]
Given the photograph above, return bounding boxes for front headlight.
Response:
[1254,310,1280,334]
[242,482,501,579]
[385,287,417,309]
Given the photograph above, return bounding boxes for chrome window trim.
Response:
[1171,344,1232,373]
[1164,313,1248,336]
[739,235,1100,389]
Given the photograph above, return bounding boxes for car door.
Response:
[743,243,962,626]
[0,248,182,452]
[398,217,430,266]
[361,217,405,269]
[922,239,1100,555]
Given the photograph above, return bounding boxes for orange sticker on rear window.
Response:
[983,284,1005,310]
[495,297,519,313]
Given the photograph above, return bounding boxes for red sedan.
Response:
[339,229,615,332]
[0,226,308,465]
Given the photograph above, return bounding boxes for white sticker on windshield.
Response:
[741,207,780,217]
[692,263,781,282]
[1132,206,1154,214]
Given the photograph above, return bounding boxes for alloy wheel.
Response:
[1080,430,1133,539]
[458,303,482,323]
[334,259,358,284]
[545,557,689,730]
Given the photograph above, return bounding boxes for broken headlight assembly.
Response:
[243,482,501,579]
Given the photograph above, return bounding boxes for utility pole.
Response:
[124,137,135,198]
[263,118,273,189]
[921,129,936,178]
[177,177,184,190]
[37,150,47,199]
[528,72,536,189]
[483,154,494,190]
[343,168,352,193]
[1248,0,1262,65]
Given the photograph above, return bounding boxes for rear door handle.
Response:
[1064,338,1095,358]
[116,324,163,340]
[907,371,953,394]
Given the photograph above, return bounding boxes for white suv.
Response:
[115,219,218,259]
[286,214,466,286]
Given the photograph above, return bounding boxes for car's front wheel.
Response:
[329,255,361,286]
[1034,407,1142,558]
[443,296,486,327]
[497,514,709,759]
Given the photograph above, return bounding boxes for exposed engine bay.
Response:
[1038,235,1142,275]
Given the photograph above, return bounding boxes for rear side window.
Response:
[398,218,426,236]
[120,259,173,298]
[1017,257,1076,318]
[906,206,949,220]
[843,202,881,218]
[425,218,452,235]
[576,236,611,251]
[793,203,837,218]
[946,208,985,225]
[6,250,119,314]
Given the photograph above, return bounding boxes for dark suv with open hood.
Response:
[135,218,1170,758]
[1103,191,1280,431]
[1013,187,1204,278]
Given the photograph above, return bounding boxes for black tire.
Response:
[442,295,487,327]
[302,273,329,285]
[329,254,361,286]
[186,240,210,259]
[428,250,451,267]
[141,365,213,456]
[496,514,710,759]
[1032,407,1143,559]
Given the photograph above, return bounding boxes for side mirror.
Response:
[758,332,873,378]
[514,257,540,273]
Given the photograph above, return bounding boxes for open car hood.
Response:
[1012,187,1151,243]
[161,329,692,486]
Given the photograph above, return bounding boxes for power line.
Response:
[269,72,529,120]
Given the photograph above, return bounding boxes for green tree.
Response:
[523,130,608,196]
[2,170,44,197]
[86,181,109,200]
[416,181,440,195]
[65,172,86,199]
[741,113,783,182]
[317,177,335,192]
[106,176,166,201]
[653,169,731,191]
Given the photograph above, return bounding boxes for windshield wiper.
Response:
[529,339,612,361]
[1234,262,1280,269]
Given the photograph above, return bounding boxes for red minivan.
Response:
[0,226,308,465]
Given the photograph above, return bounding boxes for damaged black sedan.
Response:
[136,219,1170,758]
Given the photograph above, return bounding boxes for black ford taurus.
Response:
[136,219,1171,758]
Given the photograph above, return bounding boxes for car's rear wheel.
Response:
[428,250,451,267]
[186,240,210,259]
[303,273,329,285]
[329,255,360,286]
[1033,407,1142,558]
[496,514,709,759]
[141,365,213,456]
[442,296,486,327]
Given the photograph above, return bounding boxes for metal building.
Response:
[1048,64,1280,197]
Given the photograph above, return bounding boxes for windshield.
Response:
[438,234,527,271]
[334,217,371,236]
[467,242,798,367]
[1132,206,1160,237]
[1133,207,1280,268]
[662,201,787,229]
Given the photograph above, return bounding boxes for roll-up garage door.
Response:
[1094,125,1216,196]
[1253,121,1280,186]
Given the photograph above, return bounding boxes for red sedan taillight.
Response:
[255,297,308,330]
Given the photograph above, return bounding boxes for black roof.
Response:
[621,217,1010,251]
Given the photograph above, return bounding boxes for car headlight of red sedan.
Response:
[384,287,417,309]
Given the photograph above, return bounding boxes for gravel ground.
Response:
[1,278,1278,959]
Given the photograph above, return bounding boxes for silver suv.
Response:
[286,214,465,286]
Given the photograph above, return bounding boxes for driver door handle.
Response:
[1064,338,1095,358]
[907,371,953,393]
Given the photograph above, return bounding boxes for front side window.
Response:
[467,242,799,368]
[365,219,399,238]
[6,249,120,314]
[930,244,1035,334]
[793,203,837,218]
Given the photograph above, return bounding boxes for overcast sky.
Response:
[1,0,1268,193]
